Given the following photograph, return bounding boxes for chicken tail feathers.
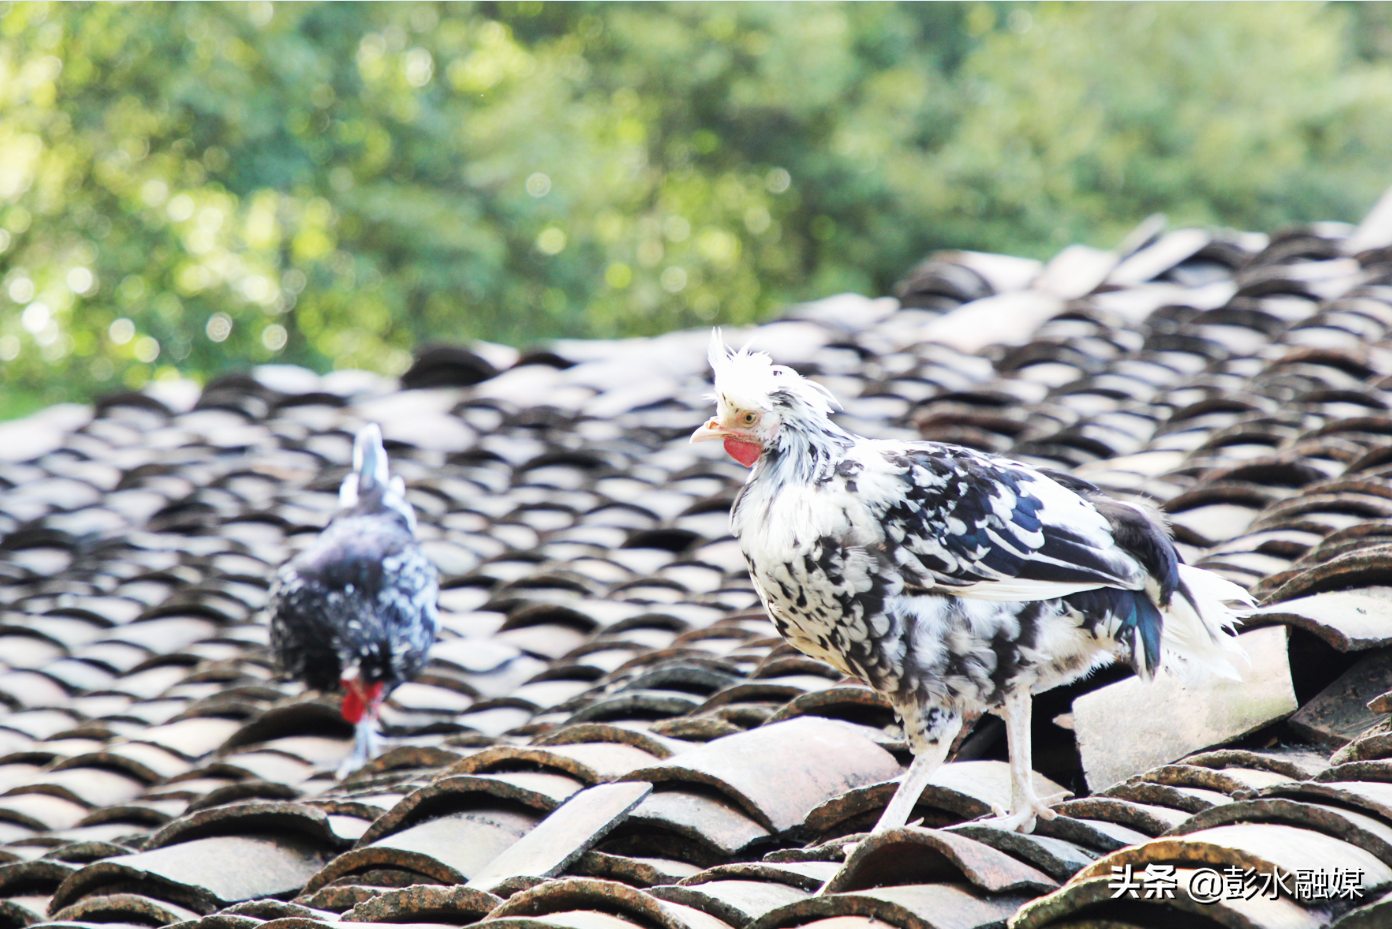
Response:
[336,423,419,534]
[1082,495,1250,682]
[1160,564,1252,682]
[343,423,390,503]
[1063,586,1164,680]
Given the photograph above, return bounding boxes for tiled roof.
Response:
[5,186,1392,929]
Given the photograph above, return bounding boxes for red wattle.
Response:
[724,436,762,468]
[341,687,365,724]
[341,680,385,723]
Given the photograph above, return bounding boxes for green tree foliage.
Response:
[930,2,1392,254]
[0,1,1390,410]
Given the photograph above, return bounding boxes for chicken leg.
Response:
[872,705,962,833]
[981,683,1068,833]
[337,712,384,780]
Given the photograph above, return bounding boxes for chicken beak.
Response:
[690,418,732,443]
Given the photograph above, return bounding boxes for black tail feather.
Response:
[1064,586,1163,678]
[1088,497,1180,605]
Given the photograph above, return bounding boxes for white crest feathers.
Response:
[707,329,839,416]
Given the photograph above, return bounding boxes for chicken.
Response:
[269,423,439,779]
[691,334,1250,834]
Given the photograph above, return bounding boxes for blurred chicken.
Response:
[269,423,438,778]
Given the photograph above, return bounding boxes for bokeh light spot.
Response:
[743,207,771,234]
[605,262,632,289]
[262,323,288,351]
[141,179,169,207]
[526,172,552,197]
[405,48,435,87]
[537,227,567,254]
[637,239,663,266]
[206,312,233,342]
[663,216,690,242]
[241,274,271,303]
[167,194,195,222]
[8,277,35,304]
[660,266,687,293]
[109,318,135,345]
[21,301,51,334]
[67,267,95,294]
[133,336,160,363]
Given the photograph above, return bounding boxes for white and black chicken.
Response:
[269,423,439,779]
[692,334,1250,834]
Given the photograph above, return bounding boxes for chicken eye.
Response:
[741,412,758,426]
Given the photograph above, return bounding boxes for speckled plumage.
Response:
[697,335,1250,834]
[735,440,1180,744]
[268,424,438,776]
[269,511,438,694]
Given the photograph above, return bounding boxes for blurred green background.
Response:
[2,1,1392,416]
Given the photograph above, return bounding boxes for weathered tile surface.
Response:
[1073,626,1300,791]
